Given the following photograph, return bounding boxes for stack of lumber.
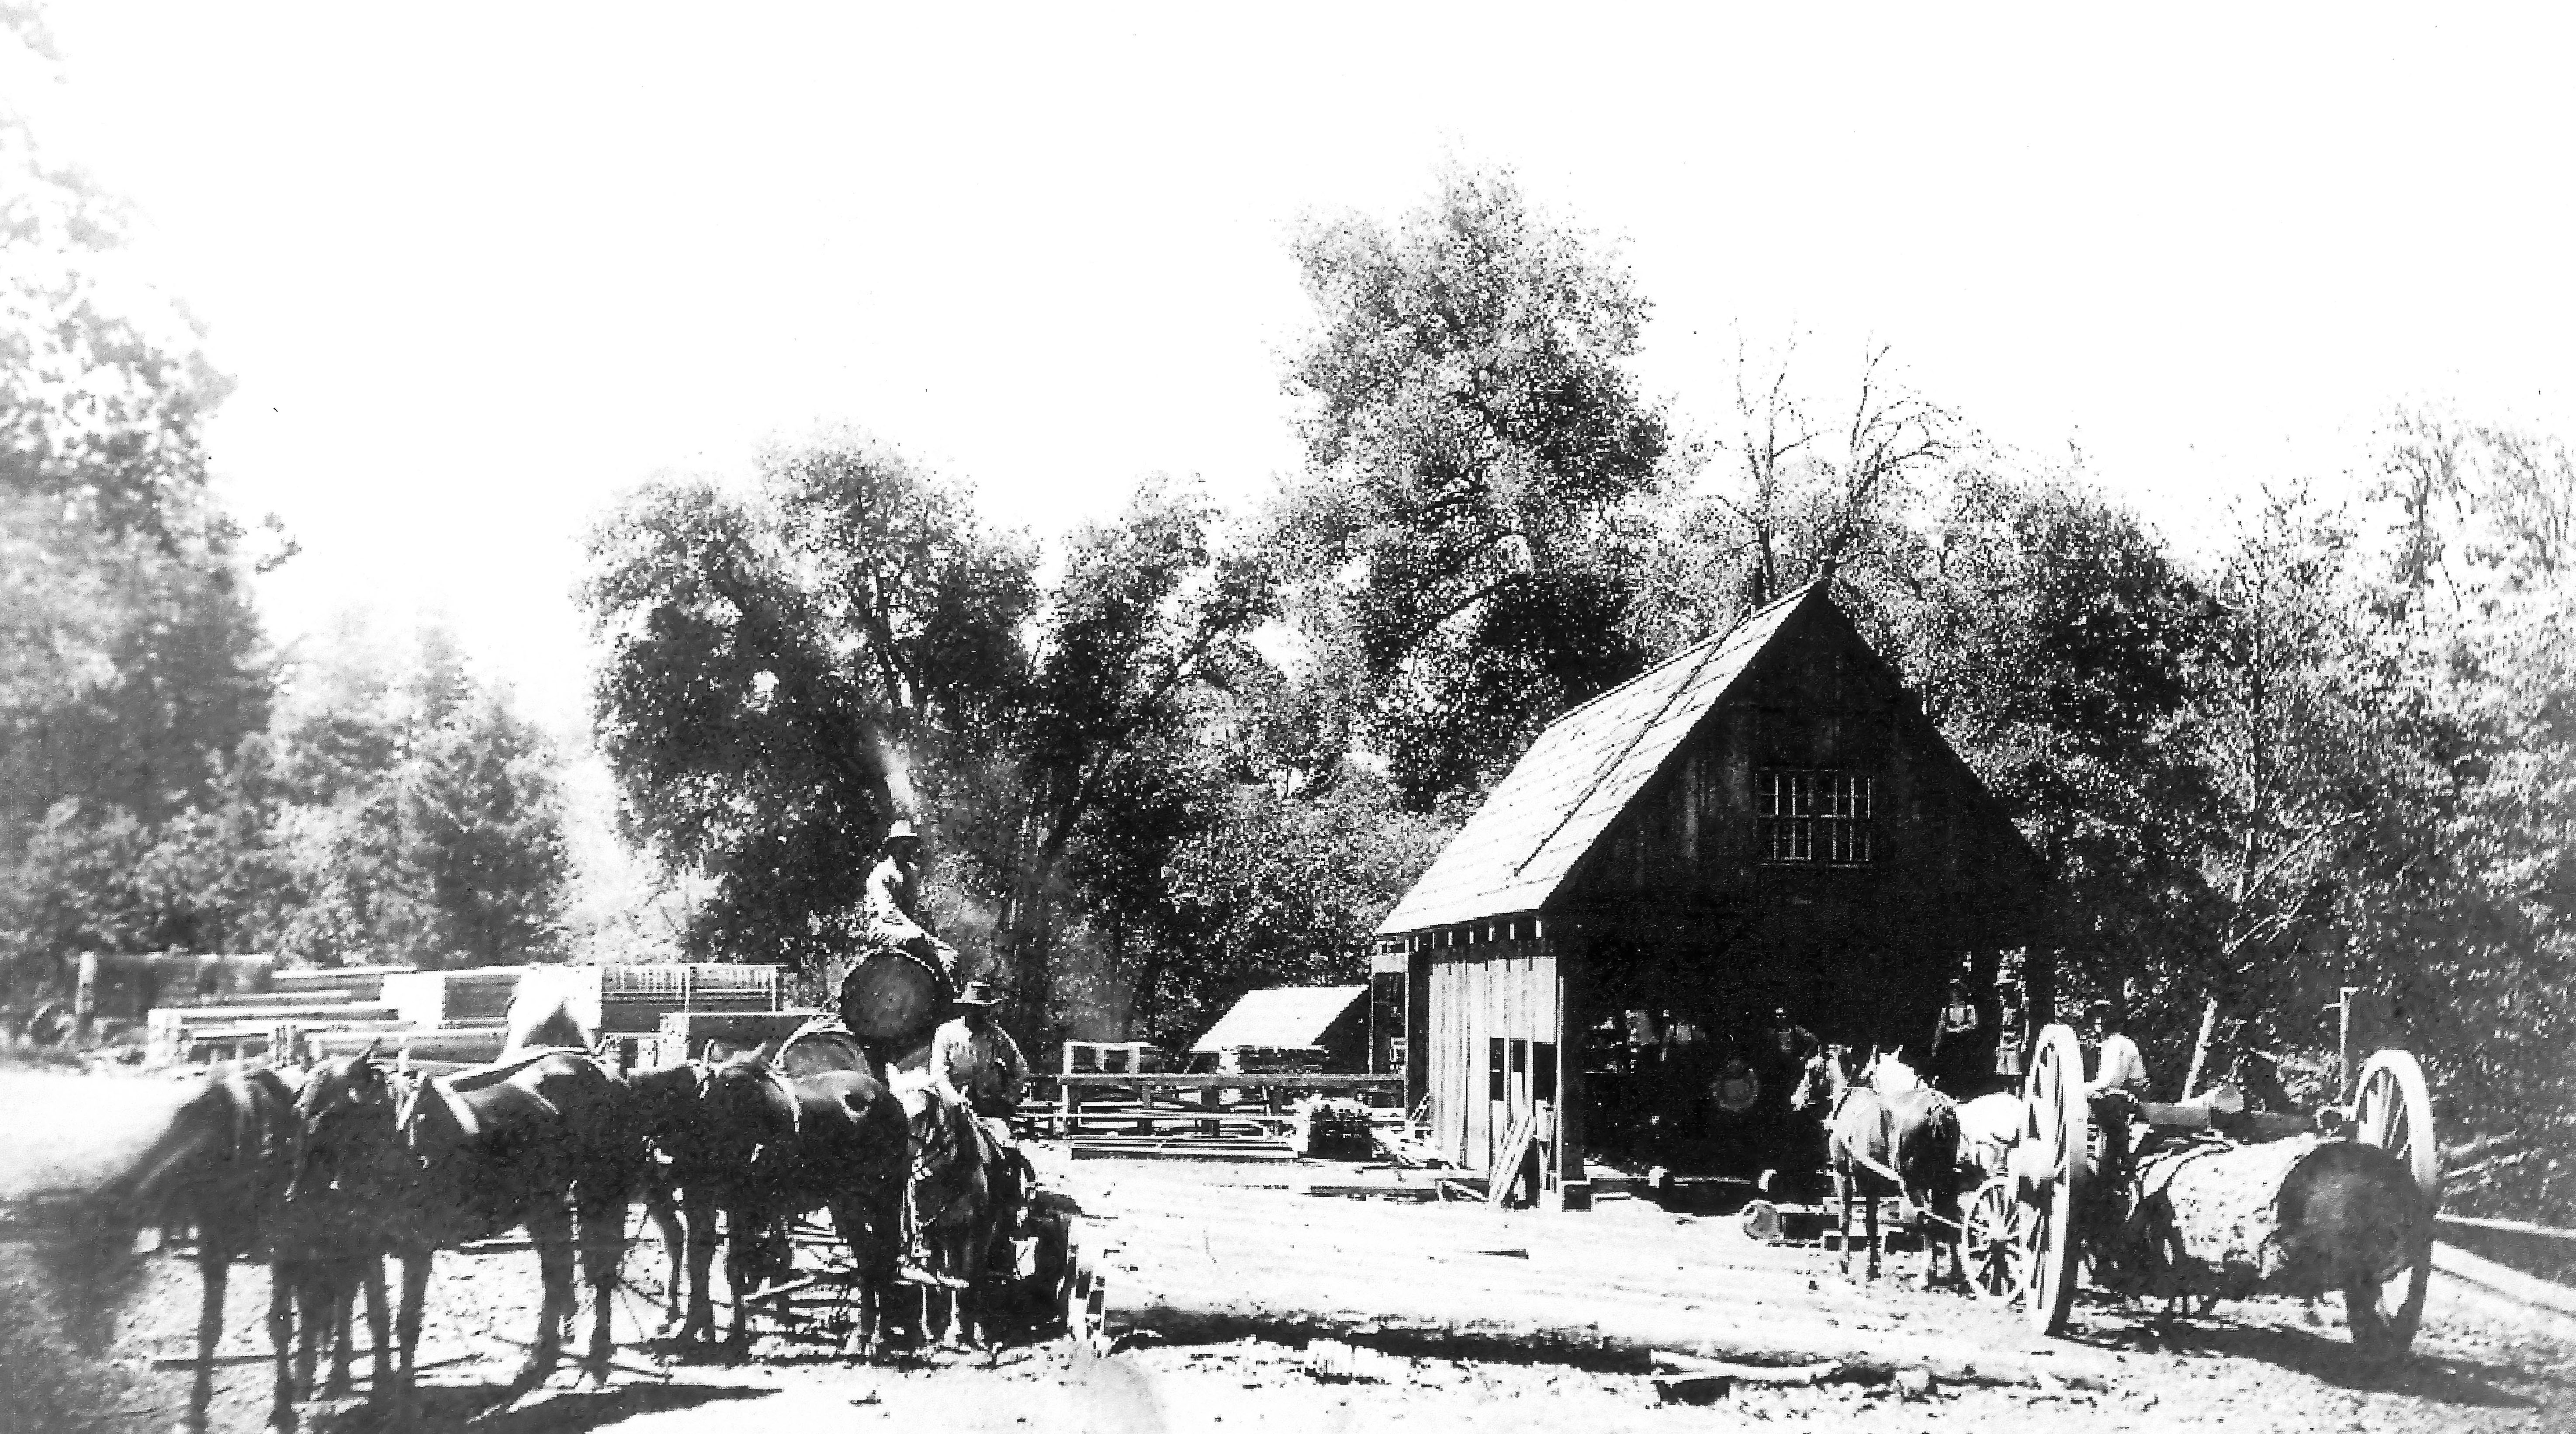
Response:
[603,963,780,1033]
[146,999,401,1065]
[381,967,526,1026]
[147,961,787,1070]
[653,1008,830,1063]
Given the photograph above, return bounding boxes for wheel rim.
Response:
[2020,1024,2088,1336]
[2025,1036,2071,1179]
[2354,1050,2443,1202]
[1965,1181,2025,1299]
[2349,1049,2439,1354]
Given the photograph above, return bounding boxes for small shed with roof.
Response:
[1190,984,1370,1073]
[1369,579,2047,1209]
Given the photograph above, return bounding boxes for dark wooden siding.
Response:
[1563,596,2040,1060]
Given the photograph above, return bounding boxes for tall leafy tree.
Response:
[582,431,1035,970]
[1277,162,1669,807]
[982,477,1277,1038]
[1,25,270,993]
[2347,413,2576,1143]
[1851,469,2217,1070]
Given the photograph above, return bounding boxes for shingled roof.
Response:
[1375,581,1824,935]
[1191,985,1368,1053]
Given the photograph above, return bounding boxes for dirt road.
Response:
[33,1151,2576,1433]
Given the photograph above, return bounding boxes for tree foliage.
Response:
[1277,163,1670,807]
[582,432,1036,970]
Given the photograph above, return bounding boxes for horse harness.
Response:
[1827,1085,1964,1233]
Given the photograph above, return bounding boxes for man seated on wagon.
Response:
[864,819,961,989]
[2084,999,2151,1099]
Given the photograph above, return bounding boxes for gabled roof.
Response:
[1375,582,1825,935]
[1191,985,1368,1053]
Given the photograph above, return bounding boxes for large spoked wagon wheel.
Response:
[2347,1048,2441,1355]
[1963,1176,2026,1300]
[2019,1023,2091,1336]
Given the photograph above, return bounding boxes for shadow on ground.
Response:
[312,1382,770,1434]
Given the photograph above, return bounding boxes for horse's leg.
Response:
[945,1231,979,1351]
[361,1255,392,1404]
[291,1264,326,1402]
[644,1174,686,1335]
[322,1260,356,1399]
[575,1194,624,1384]
[828,1198,875,1361]
[392,1251,431,1427]
[516,1205,576,1392]
[722,1201,759,1358]
[1833,1164,1853,1278]
[682,1189,719,1344]
[1864,1180,1882,1281]
[260,1252,295,1432]
[919,1228,949,1348]
[1948,1189,1969,1289]
[182,1234,231,1434]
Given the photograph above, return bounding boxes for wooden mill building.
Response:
[1369,579,2046,1209]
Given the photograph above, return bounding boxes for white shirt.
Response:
[2091,1032,2150,1097]
[931,1016,1028,1109]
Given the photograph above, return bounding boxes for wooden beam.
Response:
[1047,1074,1401,1091]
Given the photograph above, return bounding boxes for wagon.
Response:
[1959,1022,2441,1353]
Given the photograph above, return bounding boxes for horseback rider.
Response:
[864,819,961,989]
[931,979,1029,1131]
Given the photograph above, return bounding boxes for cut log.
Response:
[1651,1351,1835,1384]
[2153,1136,2426,1299]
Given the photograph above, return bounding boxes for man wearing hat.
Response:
[932,979,1029,1126]
[2085,999,2150,1098]
[1928,977,1983,1092]
[1756,1005,1821,1142]
[864,818,960,988]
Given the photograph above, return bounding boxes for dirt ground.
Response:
[35,1151,2576,1434]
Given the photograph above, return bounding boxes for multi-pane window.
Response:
[1757,769,1875,865]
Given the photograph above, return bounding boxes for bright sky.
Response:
[28,5,2576,732]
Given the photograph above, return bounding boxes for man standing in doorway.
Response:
[1759,1005,1822,1145]
[1928,978,1984,1093]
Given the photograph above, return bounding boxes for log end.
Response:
[2271,1142,2428,1297]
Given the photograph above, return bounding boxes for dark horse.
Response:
[101,1063,293,1432]
[275,1054,400,1427]
[310,1048,641,1419]
[1791,1046,1965,1286]
[901,1083,1025,1348]
[629,1046,908,1357]
[94,1059,391,1432]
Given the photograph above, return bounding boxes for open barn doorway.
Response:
[1572,918,1998,1198]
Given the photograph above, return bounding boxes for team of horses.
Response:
[93,1013,1023,1433]
[1789,1043,1997,1288]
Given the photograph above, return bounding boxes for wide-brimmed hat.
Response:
[884,819,921,847]
[954,979,1001,1007]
